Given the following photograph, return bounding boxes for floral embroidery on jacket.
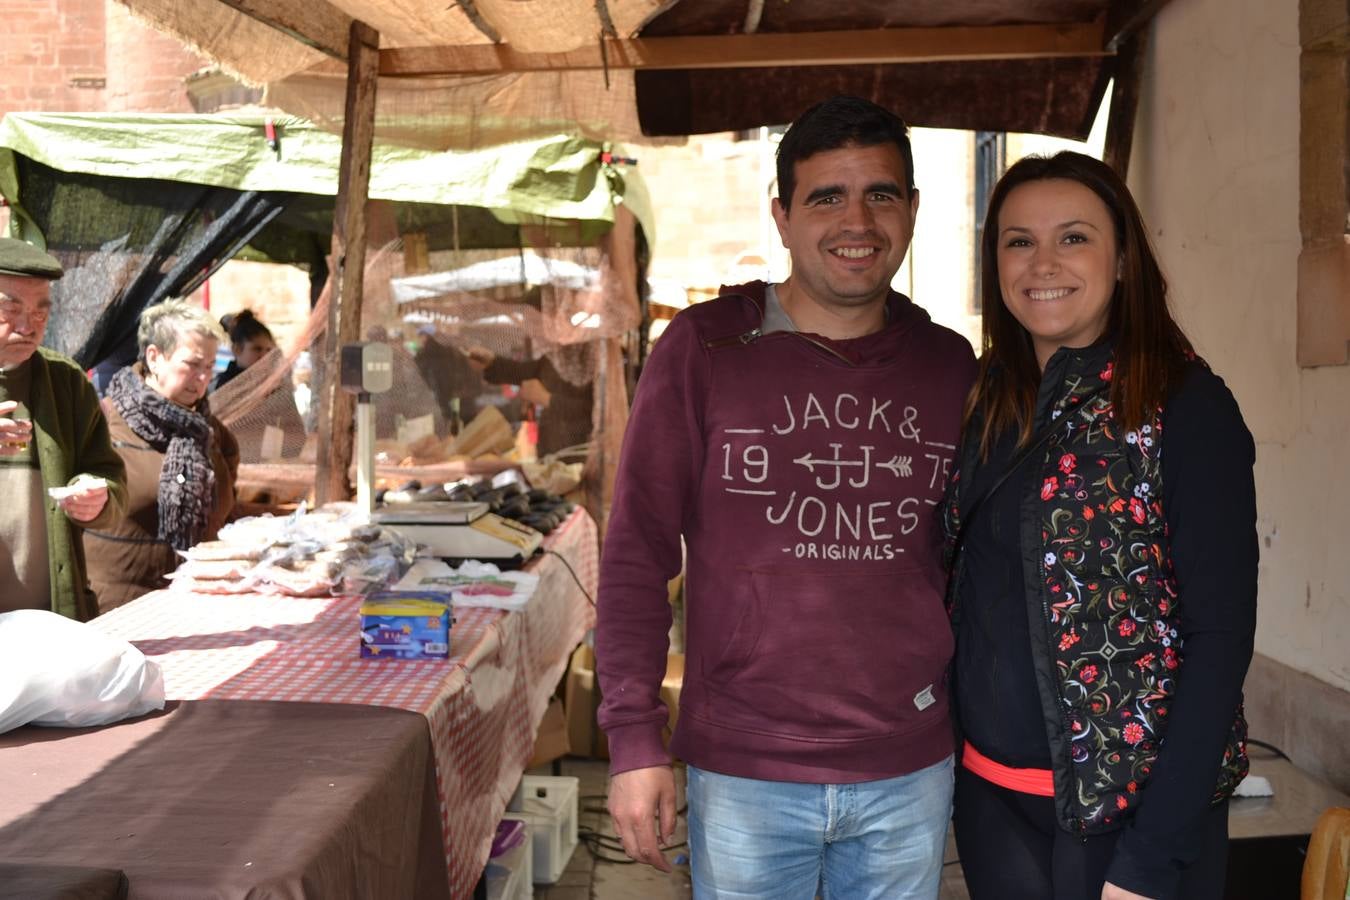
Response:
[945,354,1248,833]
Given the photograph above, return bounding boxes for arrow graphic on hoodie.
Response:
[876,455,914,477]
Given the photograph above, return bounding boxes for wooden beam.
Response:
[1102,0,1175,51]
[1103,31,1148,178]
[214,0,353,60]
[377,22,1108,77]
[314,20,379,506]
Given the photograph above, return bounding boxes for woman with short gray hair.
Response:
[84,299,239,612]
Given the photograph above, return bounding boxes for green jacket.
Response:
[29,347,128,620]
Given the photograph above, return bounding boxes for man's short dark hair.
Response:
[776,96,916,210]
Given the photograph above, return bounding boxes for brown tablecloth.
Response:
[0,700,449,900]
[1,508,598,899]
[0,863,126,900]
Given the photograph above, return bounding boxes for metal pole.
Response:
[355,393,375,514]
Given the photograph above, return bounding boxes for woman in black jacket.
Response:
[944,151,1256,900]
[211,309,275,391]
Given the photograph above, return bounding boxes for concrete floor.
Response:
[527,758,971,900]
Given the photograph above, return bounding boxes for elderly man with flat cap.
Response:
[0,237,126,620]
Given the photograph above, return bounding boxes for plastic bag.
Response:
[0,609,165,734]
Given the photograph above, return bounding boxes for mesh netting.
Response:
[216,205,646,533]
[17,155,298,371]
[119,0,675,151]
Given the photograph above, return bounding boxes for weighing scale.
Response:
[372,501,543,566]
[342,341,543,566]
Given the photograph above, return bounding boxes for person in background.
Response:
[84,299,239,612]
[596,96,977,898]
[211,311,238,382]
[413,324,484,435]
[211,308,275,391]
[465,345,592,457]
[943,151,1255,900]
[210,308,307,459]
[0,238,127,621]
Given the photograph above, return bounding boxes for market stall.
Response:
[0,508,598,899]
[0,112,653,528]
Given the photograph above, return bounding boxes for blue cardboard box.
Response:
[359,591,450,659]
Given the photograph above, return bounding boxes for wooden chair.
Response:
[1303,807,1350,900]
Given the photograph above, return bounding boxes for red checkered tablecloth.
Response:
[91,509,598,900]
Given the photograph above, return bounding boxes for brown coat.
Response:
[84,400,239,613]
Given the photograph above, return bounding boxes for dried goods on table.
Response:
[167,504,417,597]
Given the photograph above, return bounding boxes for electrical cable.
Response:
[1245,737,1291,761]
[541,548,595,606]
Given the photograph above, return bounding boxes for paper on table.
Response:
[1233,775,1274,798]
[395,558,539,612]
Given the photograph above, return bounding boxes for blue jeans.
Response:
[687,755,954,900]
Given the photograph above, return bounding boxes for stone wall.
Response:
[0,0,107,112]
[1134,0,1350,787]
[103,1,204,112]
[0,0,203,118]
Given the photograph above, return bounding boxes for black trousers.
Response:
[953,766,1229,900]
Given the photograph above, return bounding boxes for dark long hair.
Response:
[966,151,1194,456]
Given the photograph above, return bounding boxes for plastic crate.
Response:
[487,818,533,900]
[507,775,579,884]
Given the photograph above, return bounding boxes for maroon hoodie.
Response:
[597,282,977,783]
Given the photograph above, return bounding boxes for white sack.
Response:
[0,609,165,734]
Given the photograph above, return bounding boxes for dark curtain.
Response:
[16,156,297,370]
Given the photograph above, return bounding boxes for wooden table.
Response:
[1225,749,1350,900]
[1230,752,1350,840]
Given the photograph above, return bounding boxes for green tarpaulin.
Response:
[0,112,654,248]
[0,112,652,371]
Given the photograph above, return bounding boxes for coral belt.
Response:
[962,740,1055,797]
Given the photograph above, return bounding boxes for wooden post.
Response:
[1103,30,1148,179]
[315,20,379,505]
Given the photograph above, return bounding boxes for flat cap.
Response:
[0,238,63,280]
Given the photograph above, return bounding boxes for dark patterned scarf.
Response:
[107,365,216,551]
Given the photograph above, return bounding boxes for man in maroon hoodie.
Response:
[597,96,977,898]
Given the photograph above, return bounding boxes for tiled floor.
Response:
[527,758,971,900]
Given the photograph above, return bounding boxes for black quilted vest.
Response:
[945,346,1248,834]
